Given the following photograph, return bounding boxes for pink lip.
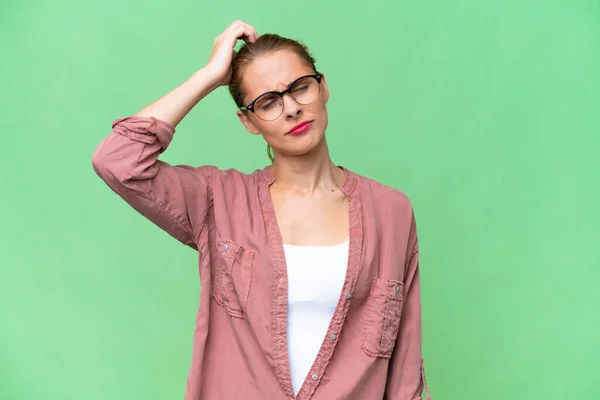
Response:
[287,120,313,135]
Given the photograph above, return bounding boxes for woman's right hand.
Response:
[205,20,258,87]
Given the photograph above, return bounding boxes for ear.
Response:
[321,73,330,103]
[236,110,261,135]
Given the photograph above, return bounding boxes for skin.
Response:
[135,20,349,246]
[235,49,349,247]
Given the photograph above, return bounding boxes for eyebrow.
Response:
[247,74,313,105]
[274,79,293,92]
[251,80,292,101]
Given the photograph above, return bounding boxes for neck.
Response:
[270,138,344,194]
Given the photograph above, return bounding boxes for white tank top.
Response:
[283,238,349,395]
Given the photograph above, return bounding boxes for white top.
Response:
[283,238,349,395]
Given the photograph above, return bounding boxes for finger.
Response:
[231,21,257,43]
[248,25,259,42]
[242,30,255,44]
[224,20,245,36]
[228,25,255,46]
[238,22,258,42]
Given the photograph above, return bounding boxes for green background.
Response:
[1,0,599,398]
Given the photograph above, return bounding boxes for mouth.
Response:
[287,120,314,135]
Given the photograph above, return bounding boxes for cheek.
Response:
[254,119,285,138]
[313,102,328,124]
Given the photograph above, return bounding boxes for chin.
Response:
[291,130,327,156]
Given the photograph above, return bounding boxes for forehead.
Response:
[242,50,314,101]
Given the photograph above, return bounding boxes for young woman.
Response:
[92,20,430,400]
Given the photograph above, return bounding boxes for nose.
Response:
[282,93,302,119]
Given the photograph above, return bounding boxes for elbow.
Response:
[91,143,129,185]
[91,144,107,178]
[91,144,114,181]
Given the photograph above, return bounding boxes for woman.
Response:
[92,20,430,400]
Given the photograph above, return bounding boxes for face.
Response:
[236,49,330,158]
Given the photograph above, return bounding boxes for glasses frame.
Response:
[239,73,323,121]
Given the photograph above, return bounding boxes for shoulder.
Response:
[350,169,419,248]
[352,170,414,211]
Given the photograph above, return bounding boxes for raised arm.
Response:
[91,21,258,249]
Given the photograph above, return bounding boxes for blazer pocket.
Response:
[213,235,254,319]
[361,278,405,358]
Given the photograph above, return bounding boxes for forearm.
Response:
[134,67,220,128]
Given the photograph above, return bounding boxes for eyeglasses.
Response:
[239,73,323,121]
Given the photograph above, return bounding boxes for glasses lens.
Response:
[251,76,320,121]
[254,93,283,121]
[290,76,320,105]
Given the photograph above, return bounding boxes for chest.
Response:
[270,187,349,246]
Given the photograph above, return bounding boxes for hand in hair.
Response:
[206,20,258,87]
